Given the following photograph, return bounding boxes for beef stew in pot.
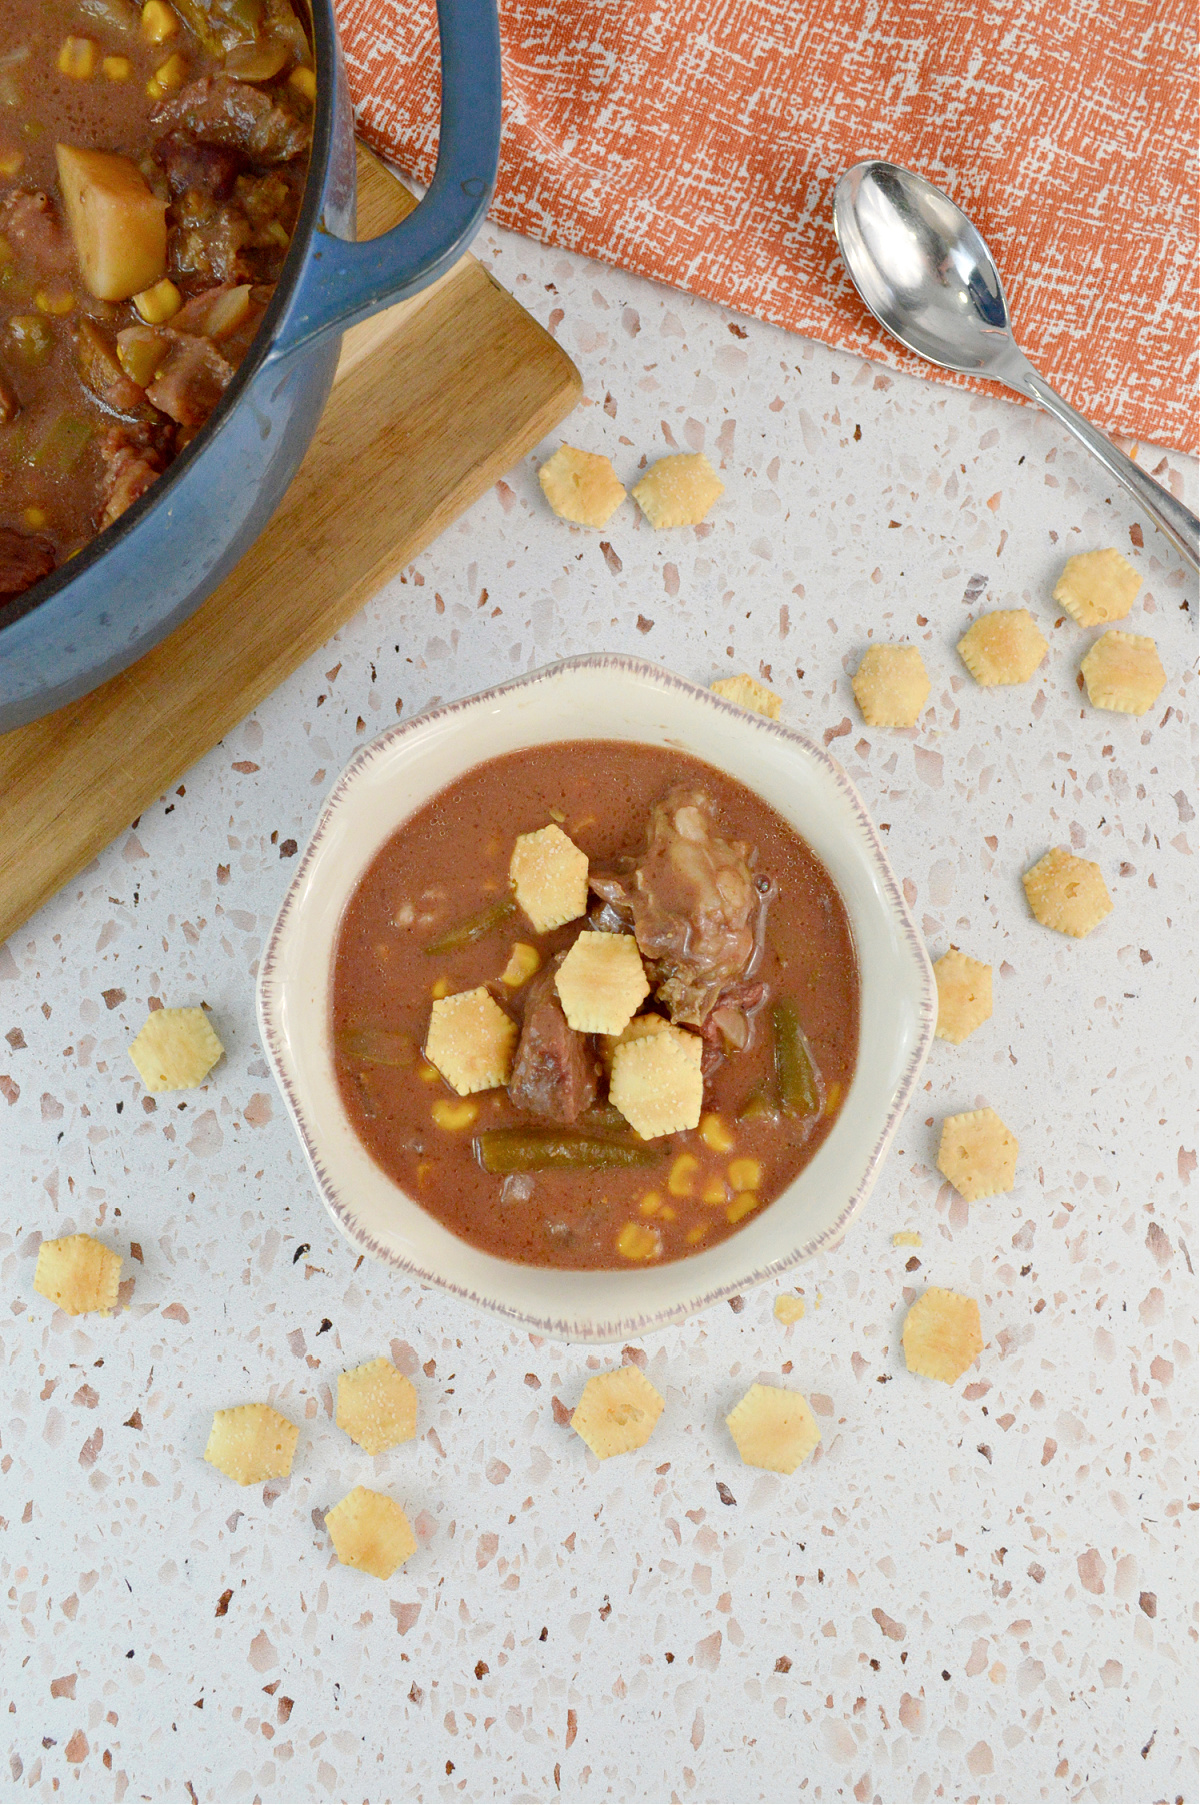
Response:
[0,0,314,599]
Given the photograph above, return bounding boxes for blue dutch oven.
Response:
[0,0,502,733]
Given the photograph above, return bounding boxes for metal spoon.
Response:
[832,160,1199,570]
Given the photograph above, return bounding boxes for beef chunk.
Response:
[145,332,233,427]
[0,190,72,279]
[0,527,55,599]
[153,130,246,202]
[591,787,766,1026]
[169,193,253,284]
[508,963,599,1124]
[97,423,170,528]
[151,77,310,164]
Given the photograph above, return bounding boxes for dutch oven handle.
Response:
[269,0,502,362]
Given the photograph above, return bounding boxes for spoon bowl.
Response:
[832,160,1198,568]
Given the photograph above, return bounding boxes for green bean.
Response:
[336,1026,416,1067]
[424,894,516,955]
[772,998,821,1117]
[737,1085,778,1122]
[475,1128,661,1175]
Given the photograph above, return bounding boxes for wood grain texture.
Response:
[0,148,581,946]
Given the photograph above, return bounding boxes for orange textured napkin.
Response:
[336,0,1198,452]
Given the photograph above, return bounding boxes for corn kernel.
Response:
[699,1112,734,1154]
[153,52,187,91]
[102,55,133,80]
[141,0,178,42]
[35,288,74,317]
[145,78,162,98]
[0,152,25,179]
[59,37,98,79]
[133,278,181,325]
[659,1205,676,1221]
[617,1222,660,1262]
[289,65,317,102]
[417,1060,440,1083]
[431,976,451,999]
[265,220,290,247]
[728,1156,761,1192]
[638,1192,662,1218]
[685,1223,708,1245]
[431,1098,478,1131]
[415,1160,433,1184]
[823,1081,842,1116]
[667,1153,698,1198]
[24,507,49,530]
[500,943,541,988]
[701,1177,728,1206]
[726,1192,759,1224]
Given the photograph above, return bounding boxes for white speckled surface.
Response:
[2,222,1197,1805]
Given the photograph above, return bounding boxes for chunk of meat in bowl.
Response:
[591,786,766,1026]
[0,190,73,280]
[151,77,310,164]
[153,131,246,203]
[0,527,56,599]
[508,961,599,1124]
[97,424,170,529]
[146,333,234,428]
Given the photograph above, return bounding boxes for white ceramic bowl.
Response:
[257,655,934,1342]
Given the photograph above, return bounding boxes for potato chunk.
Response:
[56,144,167,301]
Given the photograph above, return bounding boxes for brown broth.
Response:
[331,742,860,1269]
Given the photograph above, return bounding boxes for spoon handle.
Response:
[1008,361,1199,572]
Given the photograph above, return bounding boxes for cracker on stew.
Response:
[555,931,650,1036]
[34,1233,121,1316]
[1053,547,1140,626]
[1080,629,1167,715]
[571,1365,665,1458]
[610,1024,704,1139]
[632,453,724,528]
[851,644,930,728]
[726,1382,820,1473]
[204,1403,299,1487]
[538,445,626,528]
[902,1287,983,1383]
[509,824,589,932]
[711,673,782,718]
[1022,847,1112,938]
[128,1005,223,1092]
[326,1486,417,1580]
[936,1106,1018,1201]
[424,987,517,1095]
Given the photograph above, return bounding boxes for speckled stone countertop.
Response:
[2,220,1197,1805]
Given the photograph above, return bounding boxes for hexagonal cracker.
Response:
[957,609,1048,685]
[1053,547,1141,626]
[631,453,724,528]
[932,949,993,1044]
[726,1382,820,1474]
[538,445,626,529]
[571,1365,665,1459]
[33,1233,122,1316]
[851,644,931,727]
[710,673,782,719]
[425,986,518,1095]
[336,1357,417,1455]
[609,1023,703,1138]
[1022,847,1112,938]
[554,931,649,1036]
[509,824,589,933]
[204,1403,299,1486]
[326,1486,417,1579]
[128,1005,224,1092]
[902,1287,983,1383]
[936,1106,1018,1201]
[1080,629,1167,715]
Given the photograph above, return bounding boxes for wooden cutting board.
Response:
[0,148,581,946]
